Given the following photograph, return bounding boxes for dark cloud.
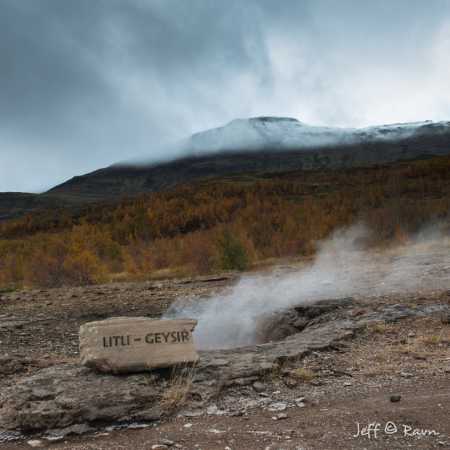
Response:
[1,0,450,191]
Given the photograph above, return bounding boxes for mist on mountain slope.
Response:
[119,116,450,167]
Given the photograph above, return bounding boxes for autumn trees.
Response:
[0,155,449,288]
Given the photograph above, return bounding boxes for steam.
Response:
[165,224,450,350]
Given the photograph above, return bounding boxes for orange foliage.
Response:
[0,155,449,287]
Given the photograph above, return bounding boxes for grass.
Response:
[290,367,317,382]
[160,365,196,413]
[420,330,446,346]
[368,322,387,334]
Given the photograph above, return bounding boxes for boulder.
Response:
[79,317,199,374]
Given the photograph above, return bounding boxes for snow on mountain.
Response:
[182,117,352,155]
[122,116,450,167]
[179,116,450,157]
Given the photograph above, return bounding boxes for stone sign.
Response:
[79,317,198,374]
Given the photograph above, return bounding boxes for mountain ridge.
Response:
[2,116,450,221]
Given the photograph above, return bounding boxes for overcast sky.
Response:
[1,0,450,192]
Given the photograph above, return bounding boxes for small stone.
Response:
[127,423,150,429]
[181,410,203,418]
[284,377,298,388]
[27,440,44,448]
[343,382,352,387]
[407,332,416,338]
[206,404,226,416]
[44,435,64,443]
[390,395,401,402]
[152,445,168,450]
[440,313,450,325]
[159,439,175,447]
[252,381,265,393]
[268,402,287,412]
[183,423,193,428]
[272,413,288,420]
[400,371,413,378]
[50,423,95,437]
[259,362,274,371]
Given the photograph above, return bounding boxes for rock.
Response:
[284,377,298,388]
[441,312,450,325]
[208,428,226,434]
[400,371,413,378]
[206,404,226,416]
[254,298,353,343]
[44,435,64,443]
[127,423,151,429]
[268,402,287,412]
[130,406,162,422]
[252,381,266,393]
[160,439,175,446]
[27,440,44,448]
[293,317,310,329]
[79,317,199,374]
[49,423,95,437]
[227,376,258,387]
[272,413,288,420]
[390,395,401,402]
[0,355,35,375]
[0,318,357,433]
[0,364,161,432]
[181,410,203,418]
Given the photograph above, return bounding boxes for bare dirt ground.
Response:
[1,241,449,449]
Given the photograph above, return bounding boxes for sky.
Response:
[1,0,450,193]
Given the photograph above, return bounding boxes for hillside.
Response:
[47,117,450,202]
[1,154,449,289]
[0,193,71,222]
[1,117,450,222]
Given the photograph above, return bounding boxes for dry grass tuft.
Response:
[369,322,387,334]
[290,367,317,382]
[160,366,196,413]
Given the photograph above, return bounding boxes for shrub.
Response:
[216,228,249,271]
[62,249,107,286]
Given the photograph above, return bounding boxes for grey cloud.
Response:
[1,0,450,191]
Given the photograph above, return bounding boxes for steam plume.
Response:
[165,223,449,350]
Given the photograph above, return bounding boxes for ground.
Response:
[0,242,449,449]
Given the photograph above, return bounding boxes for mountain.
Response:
[46,117,450,199]
[183,116,450,155]
[2,116,450,221]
